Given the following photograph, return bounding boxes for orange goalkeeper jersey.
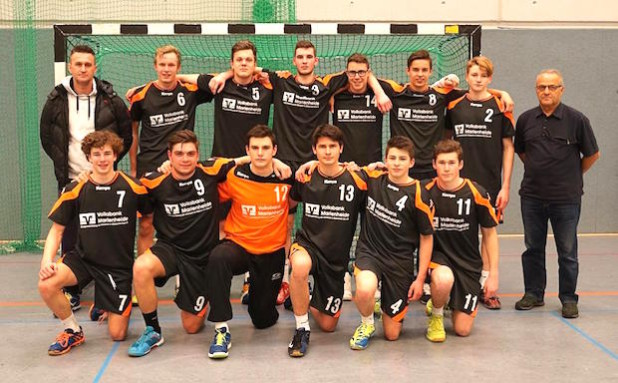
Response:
[218,163,294,254]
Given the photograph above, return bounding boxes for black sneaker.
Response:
[562,302,579,319]
[288,328,310,357]
[515,294,544,310]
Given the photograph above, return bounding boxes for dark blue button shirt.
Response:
[515,103,598,202]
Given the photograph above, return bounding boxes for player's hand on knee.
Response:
[407,279,424,301]
[39,261,56,280]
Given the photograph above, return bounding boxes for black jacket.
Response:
[40,77,132,187]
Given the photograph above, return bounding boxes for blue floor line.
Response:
[552,311,618,361]
[93,341,120,383]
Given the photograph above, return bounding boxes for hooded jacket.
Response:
[40,76,132,188]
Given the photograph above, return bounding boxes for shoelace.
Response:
[214,330,227,346]
[292,330,305,345]
[355,324,372,338]
[54,331,74,347]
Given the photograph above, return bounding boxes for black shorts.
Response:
[61,251,132,316]
[149,241,209,316]
[430,251,481,316]
[291,241,347,317]
[354,244,414,322]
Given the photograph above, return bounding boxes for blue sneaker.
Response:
[48,327,85,356]
[128,326,164,357]
[349,322,376,350]
[288,328,310,357]
[208,327,232,359]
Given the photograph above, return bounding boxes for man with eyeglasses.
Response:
[514,69,599,319]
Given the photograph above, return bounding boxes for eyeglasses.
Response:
[536,85,562,92]
[346,70,368,78]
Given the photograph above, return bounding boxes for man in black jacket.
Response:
[40,44,132,311]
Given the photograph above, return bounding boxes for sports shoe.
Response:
[483,295,502,310]
[48,327,85,356]
[425,299,433,316]
[515,294,544,310]
[209,327,232,359]
[343,273,353,301]
[240,282,250,305]
[88,304,108,322]
[128,326,164,357]
[420,283,431,305]
[373,298,382,320]
[132,294,139,307]
[276,282,290,305]
[426,314,446,343]
[349,322,376,350]
[562,302,579,319]
[288,328,310,357]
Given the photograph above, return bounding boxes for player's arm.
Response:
[488,89,514,113]
[408,233,433,301]
[39,223,65,280]
[481,226,499,297]
[176,74,200,84]
[272,158,292,180]
[137,213,154,255]
[496,137,515,210]
[111,96,133,162]
[129,121,139,177]
[294,160,318,182]
[431,74,460,89]
[368,73,392,113]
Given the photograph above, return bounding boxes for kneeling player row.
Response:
[39,126,497,359]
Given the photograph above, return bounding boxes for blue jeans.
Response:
[520,197,581,303]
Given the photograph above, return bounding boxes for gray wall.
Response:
[482,29,617,233]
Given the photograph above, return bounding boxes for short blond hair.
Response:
[466,56,493,77]
[154,44,181,66]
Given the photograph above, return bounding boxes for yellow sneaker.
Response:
[349,322,376,350]
[425,299,433,317]
[426,314,446,343]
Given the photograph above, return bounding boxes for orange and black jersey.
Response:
[446,94,515,196]
[197,74,273,158]
[425,178,498,274]
[333,87,384,165]
[290,166,367,266]
[267,70,349,162]
[129,81,212,176]
[219,163,295,255]
[140,158,235,261]
[357,170,434,269]
[48,172,150,269]
[380,81,466,171]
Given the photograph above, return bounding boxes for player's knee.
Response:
[354,286,374,303]
[38,279,58,298]
[109,327,127,341]
[290,256,311,278]
[453,322,472,337]
[383,327,401,341]
[318,319,338,333]
[133,257,154,283]
[182,320,204,334]
[432,267,454,288]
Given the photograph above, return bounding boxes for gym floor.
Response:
[1,235,616,382]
